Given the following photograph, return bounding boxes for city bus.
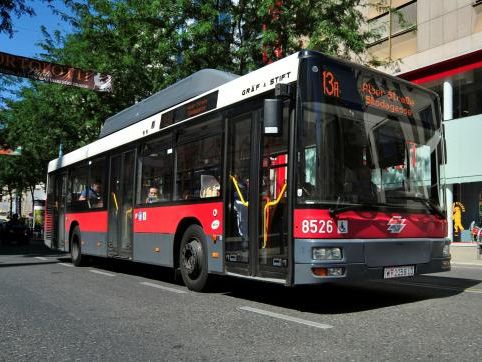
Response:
[45,50,450,291]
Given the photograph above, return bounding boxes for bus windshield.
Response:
[297,59,444,213]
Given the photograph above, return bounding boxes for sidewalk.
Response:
[450,242,482,267]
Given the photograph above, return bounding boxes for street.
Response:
[1,241,481,361]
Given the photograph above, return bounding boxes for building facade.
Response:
[365,0,482,242]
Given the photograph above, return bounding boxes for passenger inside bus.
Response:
[145,186,160,203]
[79,181,103,207]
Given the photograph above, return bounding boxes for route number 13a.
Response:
[301,219,334,234]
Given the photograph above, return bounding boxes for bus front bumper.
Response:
[293,238,451,285]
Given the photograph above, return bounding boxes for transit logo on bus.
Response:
[387,216,407,233]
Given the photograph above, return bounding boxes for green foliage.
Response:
[0,0,388,193]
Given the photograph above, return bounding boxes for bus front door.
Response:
[108,150,136,259]
[225,112,253,275]
[225,104,289,281]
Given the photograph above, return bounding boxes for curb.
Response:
[451,262,482,268]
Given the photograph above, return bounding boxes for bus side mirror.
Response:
[263,99,283,135]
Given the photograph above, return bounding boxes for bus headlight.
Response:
[442,245,450,257]
[312,247,342,260]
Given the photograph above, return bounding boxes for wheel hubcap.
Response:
[182,239,202,277]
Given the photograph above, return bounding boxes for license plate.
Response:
[383,265,415,279]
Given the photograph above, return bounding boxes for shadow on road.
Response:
[69,254,482,315]
[0,239,65,257]
[214,276,481,314]
[3,241,481,315]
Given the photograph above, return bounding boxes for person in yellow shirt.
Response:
[453,202,465,236]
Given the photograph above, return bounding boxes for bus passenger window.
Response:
[138,138,173,204]
[68,165,89,210]
[86,158,106,209]
[174,129,222,201]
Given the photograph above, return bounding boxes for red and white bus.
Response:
[45,51,450,291]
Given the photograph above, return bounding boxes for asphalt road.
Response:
[1,241,481,361]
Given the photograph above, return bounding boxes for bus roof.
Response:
[48,52,301,173]
[99,69,239,138]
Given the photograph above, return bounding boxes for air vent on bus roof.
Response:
[98,69,238,139]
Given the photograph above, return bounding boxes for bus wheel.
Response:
[179,225,208,292]
[70,226,84,267]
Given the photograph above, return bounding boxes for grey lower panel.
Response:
[364,240,431,267]
[61,228,68,252]
[293,238,451,285]
[295,238,449,266]
[206,235,223,273]
[81,232,108,257]
[294,258,451,285]
[133,233,173,266]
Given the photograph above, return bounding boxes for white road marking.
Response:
[89,269,115,277]
[34,257,48,261]
[59,263,74,267]
[239,306,333,329]
[140,282,187,294]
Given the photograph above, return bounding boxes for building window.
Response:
[423,66,482,119]
[368,0,417,46]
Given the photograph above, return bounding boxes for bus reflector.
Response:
[211,252,220,258]
[311,267,327,277]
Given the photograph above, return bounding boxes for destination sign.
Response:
[360,81,415,117]
[160,91,218,128]
[319,60,419,118]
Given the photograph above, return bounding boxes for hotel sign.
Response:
[0,51,112,92]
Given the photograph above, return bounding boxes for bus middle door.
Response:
[108,150,136,259]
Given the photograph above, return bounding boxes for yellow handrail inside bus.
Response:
[263,183,287,249]
[111,192,119,212]
[230,175,248,207]
[124,207,132,238]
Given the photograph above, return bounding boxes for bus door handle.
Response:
[230,175,248,207]
[263,183,287,249]
[111,192,119,215]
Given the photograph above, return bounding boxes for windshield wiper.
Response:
[387,194,446,218]
[329,203,364,218]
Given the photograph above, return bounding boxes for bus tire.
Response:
[70,226,84,267]
[179,225,209,292]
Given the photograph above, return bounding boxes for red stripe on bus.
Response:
[133,202,224,234]
[65,211,108,233]
[294,209,447,239]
